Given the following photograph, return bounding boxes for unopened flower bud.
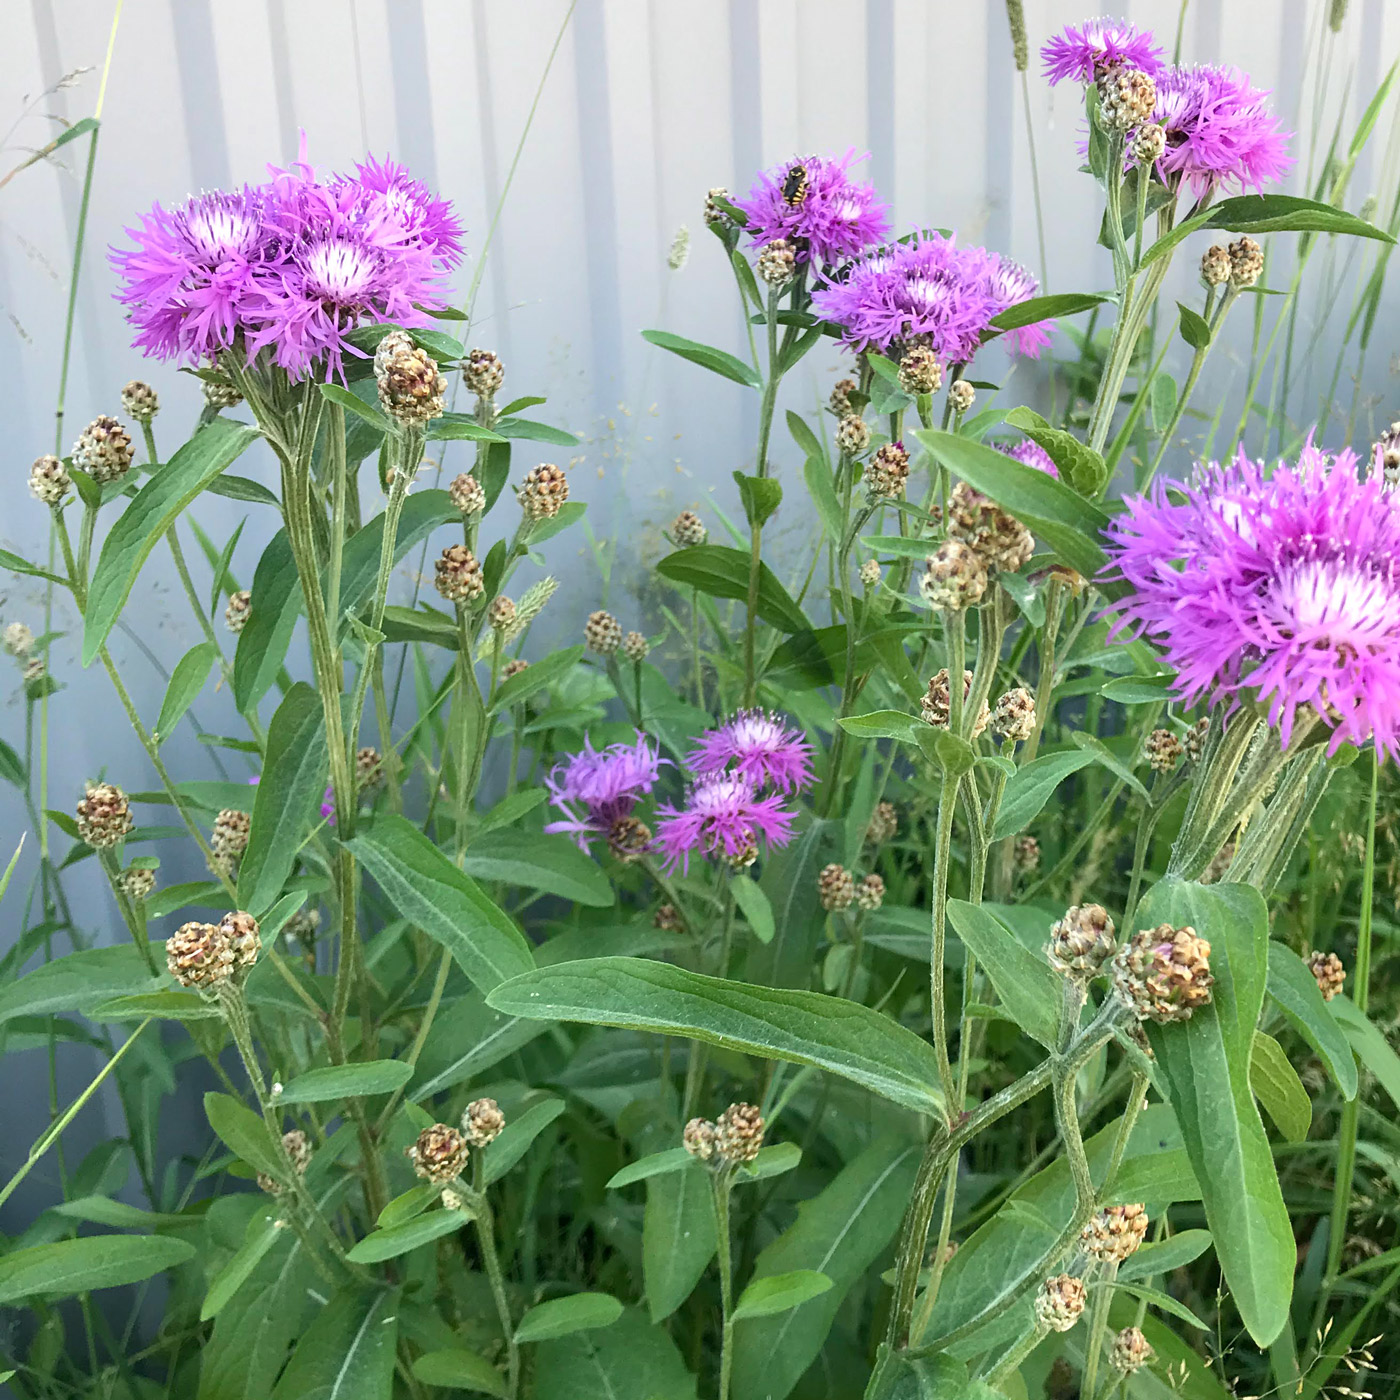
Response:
[167,920,237,989]
[23,656,46,686]
[855,873,885,912]
[29,454,71,506]
[866,801,897,845]
[947,482,1034,572]
[1080,1203,1149,1262]
[1185,717,1210,763]
[991,687,1036,743]
[1228,236,1264,288]
[1034,1274,1086,1332]
[76,782,133,849]
[502,658,529,681]
[922,668,990,738]
[859,559,882,587]
[829,378,857,417]
[119,865,157,901]
[203,376,243,410]
[1014,834,1040,873]
[865,441,910,499]
[714,1102,764,1163]
[585,610,622,655]
[671,509,707,546]
[225,590,252,635]
[408,1124,469,1183]
[948,380,975,415]
[899,345,944,396]
[3,622,34,658]
[836,414,871,457]
[463,348,505,399]
[435,545,485,604]
[607,815,652,863]
[449,471,486,516]
[757,239,797,287]
[518,463,569,521]
[1131,122,1166,165]
[1308,950,1346,1001]
[1144,728,1183,772]
[356,747,384,789]
[703,187,733,228]
[622,631,649,663]
[210,809,251,876]
[654,902,683,932]
[375,330,446,426]
[1097,66,1157,132]
[462,1097,506,1147]
[257,1129,312,1195]
[121,380,159,425]
[489,596,517,632]
[1048,904,1117,981]
[73,415,133,485]
[1113,923,1214,1023]
[1200,244,1231,287]
[919,539,987,611]
[220,910,261,971]
[683,1117,717,1159]
[818,863,856,912]
[1111,1326,1154,1374]
[1372,421,1400,489]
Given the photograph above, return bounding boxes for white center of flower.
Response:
[184,203,260,261]
[1264,558,1400,652]
[303,239,379,304]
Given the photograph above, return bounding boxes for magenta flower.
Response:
[654,776,797,872]
[1103,440,1400,757]
[544,734,663,849]
[813,233,1046,363]
[1001,439,1059,478]
[1151,65,1292,196]
[688,711,814,794]
[1041,17,1165,86]
[734,150,891,267]
[343,154,465,265]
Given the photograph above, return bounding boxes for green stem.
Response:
[715,1174,736,1400]
[984,1319,1049,1387]
[1080,1260,1119,1400]
[930,767,960,1114]
[468,1163,519,1400]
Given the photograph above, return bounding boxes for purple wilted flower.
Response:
[1150,65,1292,196]
[1041,17,1165,86]
[735,150,891,267]
[1102,439,1400,757]
[688,711,814,794]
[111,187,274,363]
[654,776,797,872]
[544,734,663,849]
[1000,439,1059,478]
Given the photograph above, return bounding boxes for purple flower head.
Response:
[980,251,1053,358]
[1103,439,1400,758]
[111,186,275,363]
[654,776,797,873]
[735,150,891,267]
[321,787,336,824]
[1000,439,1059,478]
[544,733,663,849]
[688,710,814,794]
[1151,65,1293,196]
[342,155,466,266]
[1041,17,1165,86]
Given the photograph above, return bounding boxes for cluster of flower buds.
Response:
[1080,1203,1149,1262]
[1308,950,1346,1002]
[209,808,251,879]
[1047,903,1117,982]
[356,747,384,790]
[3,622,33,660]
[375,330,447,426]
[449,471,487,518]
[653,902,683,932]
[408,1123,470,1183]
[622,631,649,664]
[1372,422,1400,489]
[898,345,943,396]
[1200,244,1231,288]
[1013,834,1041,874]
[671,510,707,546]
[864,442,909,500]
[462,1097,506,1146]
[1111,1325,1153,1374]
[829,378,857,417]
[757,238,797,287]
[1096,65,1157,132]
[463,347,505,401]
[257,1129,311,1196]
[1132,122,1166,165]
[865,801,898,846]
[518,463,569,521]
[435,544,485,604]
[703,187,734,228]
[1228,236,1264,288]
[119,865,158,901]
[166,910,261,990]
[607,815,653,863]
[683,1102,766,1167]
[920,539,987,611]
[73,415,134,485]
[921,668,991,739]
[859,559,882,588]
[203,374,243,410]
[948,379,976,415]
[488,596,517,632]
[76,781,134,849]
[947,482,1035,573]
[1112,923,1214,1023]
[836,414,872,457]
[816,862,885,913]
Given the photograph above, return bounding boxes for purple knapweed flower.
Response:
[654,775,797,873]
[1103,439,1400,758]
[343,154,466,265]
[544,734,663,849]
[735,150,891,267]
[1000,439,1059,478]
[1041,17,1165,86]
[980,252,1053,357]
[1150,65,1292,196]
[688,711,814,795]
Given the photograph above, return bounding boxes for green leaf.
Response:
[1329,994,1400,1112]
[1070,730,1150,800]
[483,1097,566,1184]
[837,710,925,744]
[734,470,783,529]
[411,992,550,1098]
[516,1292,624,1343]
[1150,372,1179,432]
[913,428,1111,581]
[861,533,936,559]
[656,545,810,634]
[946,901,1059,1047]
[411,1349,507,1396]
[1140,878,1293,1346]
[526,500,587,545]
[989,292,1107,330]
[83,419,259,663]
[645,1156,716,1321]
[424,412,509,443]
[802,455,843,543]
[204,1092,287,1182]
[1116,1228,1213,1283]
[1250,1030,1312,1144]
[317,381,391,429]
[487,957,943,1115]
[376,1184,438,1230]
[461,830,613,908]
[345,1209,464,1263]
[1001,406,1107,496]
[731,873,775,944]
[607,1148,695,1190]
[747,818,845,989]
[270,1286,399,1400]
[492,415,578,446]
[155,641,219,744]
[237,683,327,916]
[1111,1281,1210,1330]
[0,945,162,1025]
[741,1142,802,1182]
[348,814,534,991]
[1178,302,1213,351]
[0,546,67,585]
[0,1235,195,1303]
[642,328,761,388]
[730,1138,920,1400]
[206,473,280,507]
[529,1305,697,1400]
[92,990,220,1022]
[1100,673,1176,705]
[488,645,584,713]
[275,1060,412,1106]
[732,1270,833,1320]
[1266,944,1358,1100]
[200,1202,283,1321]
[786,410,825,464]
[990,749,1096,840]
[50,1196,190,1229]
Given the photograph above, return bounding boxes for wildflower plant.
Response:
[5,12,1400,1400]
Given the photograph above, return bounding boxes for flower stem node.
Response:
[449,471,487,517]
[1112,923,1214,1023]
[30,455,71,506]
[73,415,134,485]
[76,782,133,849]
[462,1097,506,1147]
[919,540,988,611]
[518,463,570,521]
[1047,904,1117,981]
[817,863,857,912]
[1080,1203,1149,1262]
[435,544,485,604]
[714,1102,765,1164]
[991,687,1037,743]
[225,590,252,634]
[1307,950,1346,1001]
[408,1124,470,1183]
[1034,1274,1087,1332]
[898,346,944,396]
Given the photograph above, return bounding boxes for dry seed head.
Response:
[919,539,988,611]
[1228,235,1264,288]
[654,902,683,932]
[1308,950,1346,1002]
[119,866,157,901]
[898,345,944,396]
[462,1097,506,1147]
[1080,1203,1149,1262]
[73,415,134,484]
[408,1124,470,1183]
[202,375,243,410]
[220,910,261,971]
[1145,728,1183,772]
[121,380,159,424]
[836,414,872,457]
[585,610,623,655]
[435,545,485,604]
[947,482,1035,572]
[828,378,857,417]
[757,238,798,287]
[449,471,486,516]
[865,441,910,499]
[948,379,975,414]
[991,687,1036,743]
[856,872,885,912]
[518,463,569,521]
[1097,66,1157,132]
[286,907,321,946]
[866,801,898,845]
[224,590,252,635]
[859,559,882,587]
[488,595,517,632]
[76,781,133,849]
[29,454,71,506]
[922,668,990,738]
[1111,1326,1154,1374]
[1132,122,1166,165]
[1034,1273,1087,1332]
[211,809,251,869]
[375,330,446,425]
[1113,923,1214,1023]
[607,815,653,863]
[683,1117,717,1160]
[818,863,857,912]
[1048,903,1117,981]
[1013,834,1040,874]
[3,622,33,658]
[714,1102,765,1163]
[1200,244,1232,288]
[502,658,529,681]
[671,509,707,546]
[356,747,384,789]
[166,920,237,989]
[463,347,505,399]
